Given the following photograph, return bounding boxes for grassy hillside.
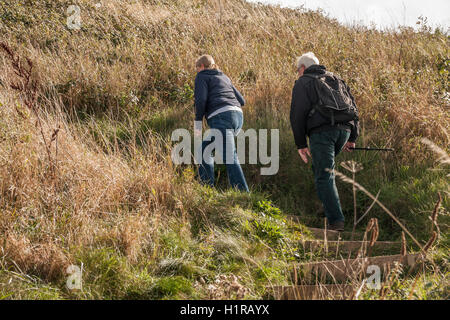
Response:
[0,0,448,299]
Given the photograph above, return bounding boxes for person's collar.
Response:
[304,64,326,75]
[199,68,220,74]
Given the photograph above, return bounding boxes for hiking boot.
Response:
[328,221,345,232]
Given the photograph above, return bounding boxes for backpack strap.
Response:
[301,74,319,79]
[301,74,322,119]
[302,73,326,103]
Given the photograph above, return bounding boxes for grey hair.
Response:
[296,52,319,70]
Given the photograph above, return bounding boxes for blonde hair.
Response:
[296,52,319,70]
[196,54,217,69]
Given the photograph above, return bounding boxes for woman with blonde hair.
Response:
[194,54,249,192]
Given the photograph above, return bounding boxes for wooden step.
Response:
[270,284,354,300]
[285,215,363,240]
[292,253,420,283]
[300,240,401,254]
[307,227,358,240]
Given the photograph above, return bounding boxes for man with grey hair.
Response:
[290,52,359,231]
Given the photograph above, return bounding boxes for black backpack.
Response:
[303,72,358,126]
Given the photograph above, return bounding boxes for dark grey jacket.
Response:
[290,65,359,149]
[194,69,245,121]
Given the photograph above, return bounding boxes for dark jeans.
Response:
[309,129,350,224]
[199,111,249,192]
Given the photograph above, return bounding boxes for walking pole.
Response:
[349,147,395,152]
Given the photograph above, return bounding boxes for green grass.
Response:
[0,0,448,300]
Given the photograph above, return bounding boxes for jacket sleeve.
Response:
[232,85,245,106]
[194,75,208,121]
[344,81,359,143]
[349,119,359,143]
[290,81,311,149]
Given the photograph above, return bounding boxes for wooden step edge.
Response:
[301,240,401,245]
[300,240,401,250]
[291,253,421,283]
[296,253,420,269]
[269,284,355,300]
[307,227,363,239]
[285,215,362,238]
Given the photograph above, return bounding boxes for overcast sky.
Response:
[247,0,450,30]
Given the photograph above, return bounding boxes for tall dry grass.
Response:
[0,0,448,297]
[0,44,195,279]
[1,0,448,149]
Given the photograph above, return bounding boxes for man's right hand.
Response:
[298,148,311,164]
[344,141,356,152]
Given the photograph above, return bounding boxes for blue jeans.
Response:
[199,111,249,192]
[309,129,350,224]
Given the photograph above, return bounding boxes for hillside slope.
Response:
[0,0,448,299]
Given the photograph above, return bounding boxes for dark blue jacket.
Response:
[194,69,245,121]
